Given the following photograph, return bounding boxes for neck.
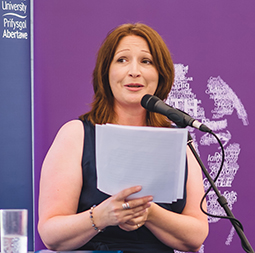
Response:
[113,103,147,126]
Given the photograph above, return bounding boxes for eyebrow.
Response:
[115,49,151,55]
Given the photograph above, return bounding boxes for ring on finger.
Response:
[136,223,140,228]
[122,202,130,210]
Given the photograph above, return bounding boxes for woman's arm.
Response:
[144,145,209,252]
[38,120,93,250]
[38,120,152,250]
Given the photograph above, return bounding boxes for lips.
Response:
[125,83,144,88]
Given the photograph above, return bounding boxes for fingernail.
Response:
[136,186,142,191]
[148,196,153,201]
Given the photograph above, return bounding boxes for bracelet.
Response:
[89,205,104,233]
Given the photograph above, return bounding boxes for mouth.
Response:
[125,83,144,88]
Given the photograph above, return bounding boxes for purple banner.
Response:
[34,1,255,252]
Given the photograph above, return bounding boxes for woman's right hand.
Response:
[93,186,153,231]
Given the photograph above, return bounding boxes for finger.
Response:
[124,212,147,225]
[131,208,148,218]
[120,209,145,223]
[124,196,153,210]
[115,186,142,201]
[119,223,139,232]
[125,219,145,227]
[119,204,149,223]
[122,202,150,216]
[123,207,149,226]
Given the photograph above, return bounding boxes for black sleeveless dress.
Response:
[76,119,188,253]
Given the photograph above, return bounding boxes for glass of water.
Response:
[0,209,28,253]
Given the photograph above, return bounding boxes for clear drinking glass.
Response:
[0,209,28,253]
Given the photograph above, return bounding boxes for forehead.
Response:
[115,35,150,53]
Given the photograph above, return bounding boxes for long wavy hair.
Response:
[80,23,175,127]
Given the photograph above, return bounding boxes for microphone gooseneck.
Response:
[141,94,212,133]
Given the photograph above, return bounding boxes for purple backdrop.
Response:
[34,0,255,252]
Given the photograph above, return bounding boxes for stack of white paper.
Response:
[96,124,188,203]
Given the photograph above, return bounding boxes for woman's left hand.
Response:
[118,207,149,231]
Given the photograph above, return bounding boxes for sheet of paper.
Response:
[96,124,188,203]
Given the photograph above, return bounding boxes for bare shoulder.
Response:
[57,119,84,138]
[52,119,84,144]
[41,120,85,182]
[46,120,85,161]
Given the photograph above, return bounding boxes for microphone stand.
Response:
[141,94,253,251]
[187,132,254,253]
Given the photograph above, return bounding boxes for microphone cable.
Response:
[195,131,254,253]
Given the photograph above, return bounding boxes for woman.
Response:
[38,23,209,253]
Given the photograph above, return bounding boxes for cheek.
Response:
[149,70,159,94]
[109,65,122,86]
[108,66,115,85]
[108,68,119,96]
[149,70,159,86]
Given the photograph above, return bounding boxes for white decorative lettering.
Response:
[1,1,28,39]
[1,1,27,14]
[3,17,26,30]
[2,29,28,39]
[168,64,248,247]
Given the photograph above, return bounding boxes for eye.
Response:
[142,58,153,65]
[117,57,127,63]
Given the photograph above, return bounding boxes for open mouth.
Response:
[125,84,143,88]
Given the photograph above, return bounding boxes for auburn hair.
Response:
[80,23,175,127]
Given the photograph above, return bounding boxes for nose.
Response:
[128,61,141,78]
[129,73,140,78]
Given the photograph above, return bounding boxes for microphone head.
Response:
[141,94,160,112]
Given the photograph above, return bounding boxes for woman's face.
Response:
[109,35,159,108]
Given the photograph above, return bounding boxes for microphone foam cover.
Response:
[141,94,159,112]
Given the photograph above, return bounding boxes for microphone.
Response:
[141,94,212,133]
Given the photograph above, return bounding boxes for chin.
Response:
[123,94,142,104]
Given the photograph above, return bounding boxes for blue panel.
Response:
[0,1,33,251]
